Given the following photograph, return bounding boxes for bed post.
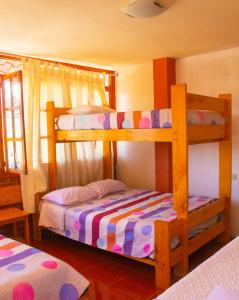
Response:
[171,84,189,277]
[103,141,113,179]
[46,101,57,190]
[155,220,171,290]
[218,94,232,243]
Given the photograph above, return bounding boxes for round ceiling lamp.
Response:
[120,0,167,19]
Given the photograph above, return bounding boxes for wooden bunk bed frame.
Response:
[35,83,231,291]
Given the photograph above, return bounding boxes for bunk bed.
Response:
[35,84,232,290]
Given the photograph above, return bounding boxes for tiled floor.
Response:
[32,231,224,300]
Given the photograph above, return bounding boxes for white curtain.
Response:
[21,58,107,212]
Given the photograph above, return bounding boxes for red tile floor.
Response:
[32,231,224,300]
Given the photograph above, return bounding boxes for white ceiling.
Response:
[1,0,239,66]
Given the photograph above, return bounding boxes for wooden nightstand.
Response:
[0,208,30,244]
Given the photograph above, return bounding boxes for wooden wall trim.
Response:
[0,52,115,75]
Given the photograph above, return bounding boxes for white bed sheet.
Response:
[156,237,239,300]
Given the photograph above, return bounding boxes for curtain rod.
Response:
[0,52,116,76]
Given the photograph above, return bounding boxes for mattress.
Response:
[156,237,239,300]
[56,109,225,130]
[39,189,216,258]
[0,235,89,300]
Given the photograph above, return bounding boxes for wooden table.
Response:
[0,208,30,244]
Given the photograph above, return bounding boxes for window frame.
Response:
[0,70,27,174]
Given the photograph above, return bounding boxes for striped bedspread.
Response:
[0,235,89,300]
[39,189,215,258]
[56,109,225,130]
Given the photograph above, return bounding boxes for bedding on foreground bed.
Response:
[0,235,89,300]
[39,189,217,259]
[156,237,239,300]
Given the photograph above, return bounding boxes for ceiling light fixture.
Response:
[120,0,167,19]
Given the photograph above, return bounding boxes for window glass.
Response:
[7,141,14,169]
[15,141,22,169]
[14,110,21,138]
[6,110,13,138]
[4,80,11,108]
[12,78,21,107]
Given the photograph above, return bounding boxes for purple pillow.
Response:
[42,186,97,206]
[86,179,127,198]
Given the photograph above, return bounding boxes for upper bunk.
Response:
[46,84,231,145]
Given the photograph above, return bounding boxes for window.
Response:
[0,71,27,173]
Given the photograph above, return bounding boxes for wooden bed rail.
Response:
[187,93,227,112]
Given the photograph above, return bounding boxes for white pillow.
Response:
[67,105,115,115]
[42,186,97,206]
[207,286,239,300]
[86,179,127,199]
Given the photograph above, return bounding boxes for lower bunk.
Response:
[0,234,89,300]
[35,184,228,290]
[156,236,239,300]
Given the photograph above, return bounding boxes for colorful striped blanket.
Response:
[0,235,88,300]
[56,109,225,130]
[39,189,215,258]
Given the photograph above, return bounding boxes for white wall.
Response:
[116,63,155,189]
[177,47,239,236]
[116,47,239,235]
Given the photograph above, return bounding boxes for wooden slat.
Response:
[188,220,226,255]
[52,107,70,118]
[103,141,113,179]
[189,198,225,228]
[187,93,225,112]
[0,207,29,224]
[55,126,226,144]
[171,84,189,277]
[0,184,22,207]
[155,220,171,289]
[46,102,57,190]
[218,94,232,243]
[188,125,226,142]
[56,128,173,142]
[169,218,184,238]
[170,246,184,266]
[172,84,188,217]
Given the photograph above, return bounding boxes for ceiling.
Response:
[1,0,239,66]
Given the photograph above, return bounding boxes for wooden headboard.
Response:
[0,173,22,207]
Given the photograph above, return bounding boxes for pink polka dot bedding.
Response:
[39,189,216,258]
[0,235,89,300]
[56,109,225,130]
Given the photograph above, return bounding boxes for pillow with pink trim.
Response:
[42,186,97,206]
[86,179,127,198]
[207,286,239,300]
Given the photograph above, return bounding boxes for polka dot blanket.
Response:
[57,108,226,130]
[39,189,216,258]
[0,235,89,300]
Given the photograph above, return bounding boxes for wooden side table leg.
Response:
[13,222,17,238]
[24,217,30,245]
